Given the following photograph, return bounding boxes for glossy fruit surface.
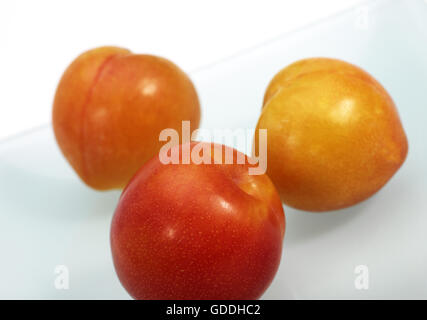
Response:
[255,57,408,212]
[53,46,200,190]
[111,142,285,300]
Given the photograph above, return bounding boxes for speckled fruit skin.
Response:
[110,142,285,300]
[254,57,408,212]
[52,46,200,190]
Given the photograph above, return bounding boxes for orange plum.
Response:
[53,46,200,190]
[254,58,408,212]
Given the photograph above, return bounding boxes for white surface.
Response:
[0,0,427,299]
[0,0,365,140]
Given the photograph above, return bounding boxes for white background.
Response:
[0,0,365,141]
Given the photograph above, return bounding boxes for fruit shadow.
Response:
[283,200,370,245]
[282,168,413,245]
[0,162,121,222]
